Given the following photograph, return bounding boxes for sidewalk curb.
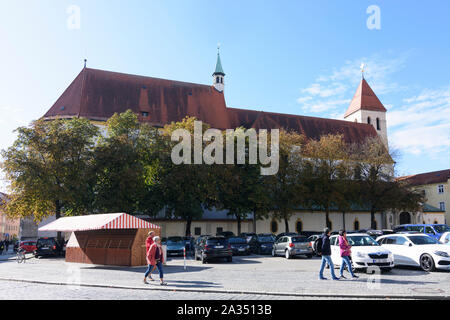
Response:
[0,277,448,300]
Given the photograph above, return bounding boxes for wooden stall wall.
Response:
[131,227,161,266]
[66,229,137,266]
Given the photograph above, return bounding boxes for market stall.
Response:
[38,213,161,266]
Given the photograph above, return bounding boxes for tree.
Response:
[157,117,212,236]
[266,130,307,233]
[92,110,162,214]
[350,137,423,229]
[1,118,99,242]
[303,134,349,229]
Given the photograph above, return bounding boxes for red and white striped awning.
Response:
[38,213,160,232]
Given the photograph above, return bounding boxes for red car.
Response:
[19,241,37,253]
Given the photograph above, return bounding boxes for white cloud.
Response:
[297,52,410,115]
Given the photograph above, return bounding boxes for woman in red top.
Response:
[144,236,167,285]
[145,231,155,253]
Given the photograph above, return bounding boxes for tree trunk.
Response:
[185,217,192,236]
[342,211,346,230]
[371,208,376,229]
[237,216,242,236]
[284,217,289,233]
[55,200,62,244]
[325,208,331,230]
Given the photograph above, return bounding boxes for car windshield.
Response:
[228,238,246,244]
[433,225,450,233]
[408,236,439,245]
[37,239,55,246]
[291,237,308,243]
[258,236,274,242]
[405,226,425,232]
[347,236,379,246]
[206,238,228,246]
[167,238,183,245]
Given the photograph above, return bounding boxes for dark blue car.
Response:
[394,224,450,240]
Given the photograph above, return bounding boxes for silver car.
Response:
[272,235,313,259]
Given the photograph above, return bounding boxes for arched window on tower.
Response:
[216,77,220,84]
[367,117,371,125]
[376,118,381,130]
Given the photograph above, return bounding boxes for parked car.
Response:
[439,232,450,244]
[17,241,37,253]
[275,232,299,241]
[183,236,195,252]
[228,237,250,255]
[166,236,185,256]
[376,233,450,272]
[299,231,323,238]
[307,234,322,255]
[393,224,450,241]
[272,235,313,259]
[34,237,63,258]
[216,231,235,238]
[194,236,232,263]
[250,234,275,255]
[330,233,394,272]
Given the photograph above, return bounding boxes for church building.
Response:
[42,50,406,236]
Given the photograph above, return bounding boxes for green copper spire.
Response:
[213,46,225,76]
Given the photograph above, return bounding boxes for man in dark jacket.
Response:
[319,228,339,280]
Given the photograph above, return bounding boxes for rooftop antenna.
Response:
[360,63,365,79]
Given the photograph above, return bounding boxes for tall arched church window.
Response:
[367,117,371,124]
[376,118,381,130]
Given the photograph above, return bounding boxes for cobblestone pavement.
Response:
[0,279,376,300]
[0,253,449,299]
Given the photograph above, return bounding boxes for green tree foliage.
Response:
[1,118,99,240]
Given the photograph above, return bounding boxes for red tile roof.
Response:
[344,78,387,118]
[397,169,450,186]
[43,68,380,144]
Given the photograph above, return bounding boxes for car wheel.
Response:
[285,250,291,259]
[420,254,435,272]
[306,254,313,259]
[201,253,207,264]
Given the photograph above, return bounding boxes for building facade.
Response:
[397,169,450,225]
[0,192,20,240]
[39,50,428,235]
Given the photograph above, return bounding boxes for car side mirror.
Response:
[409,243,413,247]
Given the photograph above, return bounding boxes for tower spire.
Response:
[212,44,225,92]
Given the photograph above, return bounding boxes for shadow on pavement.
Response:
[158,280,222,289]
[79,265,212,274]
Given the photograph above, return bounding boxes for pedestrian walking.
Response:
[318,228,339,280]
[338,230,358,279]
[5,239,9,253]
[146,231,155,254]
[144,236,167,286]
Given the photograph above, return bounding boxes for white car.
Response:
[439,232,450,244]
[376,233,450,272]
[330,233,394,272]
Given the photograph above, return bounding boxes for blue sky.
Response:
[0,0,449,191]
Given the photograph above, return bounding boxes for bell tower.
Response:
[344,67,388,149]
[212,45,225,92]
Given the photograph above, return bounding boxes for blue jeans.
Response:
[319,255,337,279]
[339,255,355,277]
[144,262,164,279]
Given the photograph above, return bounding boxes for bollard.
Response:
[183,247,186,270]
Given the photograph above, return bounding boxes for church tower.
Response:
[344,76,388,149]
[212,46,225,92]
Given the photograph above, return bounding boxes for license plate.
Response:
[215,246,224,249]
[239,248,245,251]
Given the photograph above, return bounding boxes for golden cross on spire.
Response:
[360,63,365,79]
